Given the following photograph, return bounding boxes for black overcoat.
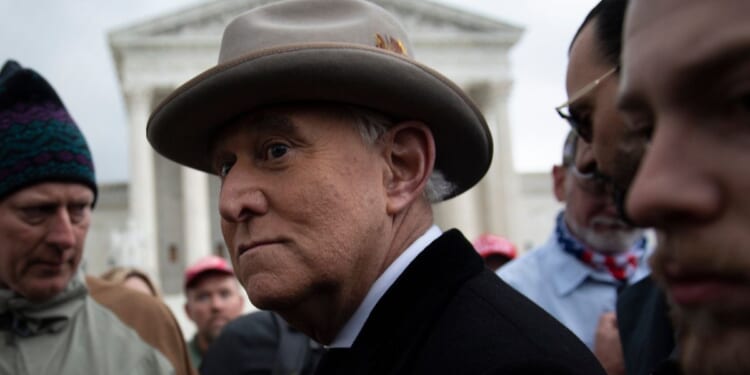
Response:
[315,229,606,375]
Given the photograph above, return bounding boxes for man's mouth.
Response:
[663,268,750,308]
[32,256,69,267]
[237,240,281,257]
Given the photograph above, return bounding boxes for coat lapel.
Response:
[315,229,483,374]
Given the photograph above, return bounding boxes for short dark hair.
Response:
[570,0,629,67]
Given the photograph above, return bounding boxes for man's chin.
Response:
[19,275,74,302]
[674,305,750,375]
[580,231,641,252]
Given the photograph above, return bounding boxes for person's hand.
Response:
[593,312,625,375]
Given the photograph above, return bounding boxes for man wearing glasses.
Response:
[556,0,648,214]
[499,131,650,375]
[556,1,680,374]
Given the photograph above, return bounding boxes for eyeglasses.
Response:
[555,66,619,143]
[568,165,612,196]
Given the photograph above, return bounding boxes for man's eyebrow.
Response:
[690,39,750,73]
[211,111,298,156]
[620,41,750,111]
[672,41,750,93]
[249,112,298,135]
[617,86,645,113]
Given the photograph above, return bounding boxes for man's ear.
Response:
[380,121,436,215]
[552,165,567,203]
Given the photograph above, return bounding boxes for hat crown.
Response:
[184,255,234,288]
[148,0,493,201]
[219,0,413,64]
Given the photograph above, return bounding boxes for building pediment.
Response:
[109,0,522,46]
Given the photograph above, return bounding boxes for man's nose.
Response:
[626,122,721,227]
[210,294,227,310]
[575,140,597,175]
[218,164,269,223]
[47,209,76,250]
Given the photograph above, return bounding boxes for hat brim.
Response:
[148,43,492,200]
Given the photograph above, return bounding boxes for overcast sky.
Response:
[0,0,598,183]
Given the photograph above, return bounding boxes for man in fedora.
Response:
[148,1,605,374]
[0,60,195,374]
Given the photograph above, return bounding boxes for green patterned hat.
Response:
[0,60,97,202]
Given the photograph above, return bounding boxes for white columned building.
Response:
[108,0,530,294]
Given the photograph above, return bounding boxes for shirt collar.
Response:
[542,232,595,296]
[328,225,442,348]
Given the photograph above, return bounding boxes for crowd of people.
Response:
[1,0,747,374]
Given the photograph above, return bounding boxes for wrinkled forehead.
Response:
[212,103,358,142]
[209,106,300,160]
[219,108,297,139]
[3,181,95,203]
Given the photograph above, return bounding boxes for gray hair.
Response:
[344,106,456,203]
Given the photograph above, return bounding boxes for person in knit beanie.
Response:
[0,60,196,375]
[0,60,97,203]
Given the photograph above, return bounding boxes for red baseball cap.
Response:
[472,234,517,260]
[184,255,234,288]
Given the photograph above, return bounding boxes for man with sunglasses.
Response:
[499,131,650,375]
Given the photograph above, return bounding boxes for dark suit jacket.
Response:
[314,229,606,375]
[200,310,321,375]
[617,276,680,375]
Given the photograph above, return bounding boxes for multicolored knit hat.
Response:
[0,60,97,202]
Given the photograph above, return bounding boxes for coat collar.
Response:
[0,269,87,337]
[317,229,484,373]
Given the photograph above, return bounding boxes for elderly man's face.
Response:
[0,183,93,302]
[566,21,649,201]
[621,0,750,373]
[555,140,642,253]
[214,105,394,327]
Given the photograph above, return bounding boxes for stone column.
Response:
[479,80,523,244]
[181,167,212,266]
[125,87,160,283]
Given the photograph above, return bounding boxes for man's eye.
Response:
[219,161,234,177]
[573,114,593,140]
[265,143,289,160]
[623,112,654,141]
[21,205,55,220]
[68,203,90,223]
[69,205,83,220]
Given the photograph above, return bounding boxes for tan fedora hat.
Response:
[147,0,492,200]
